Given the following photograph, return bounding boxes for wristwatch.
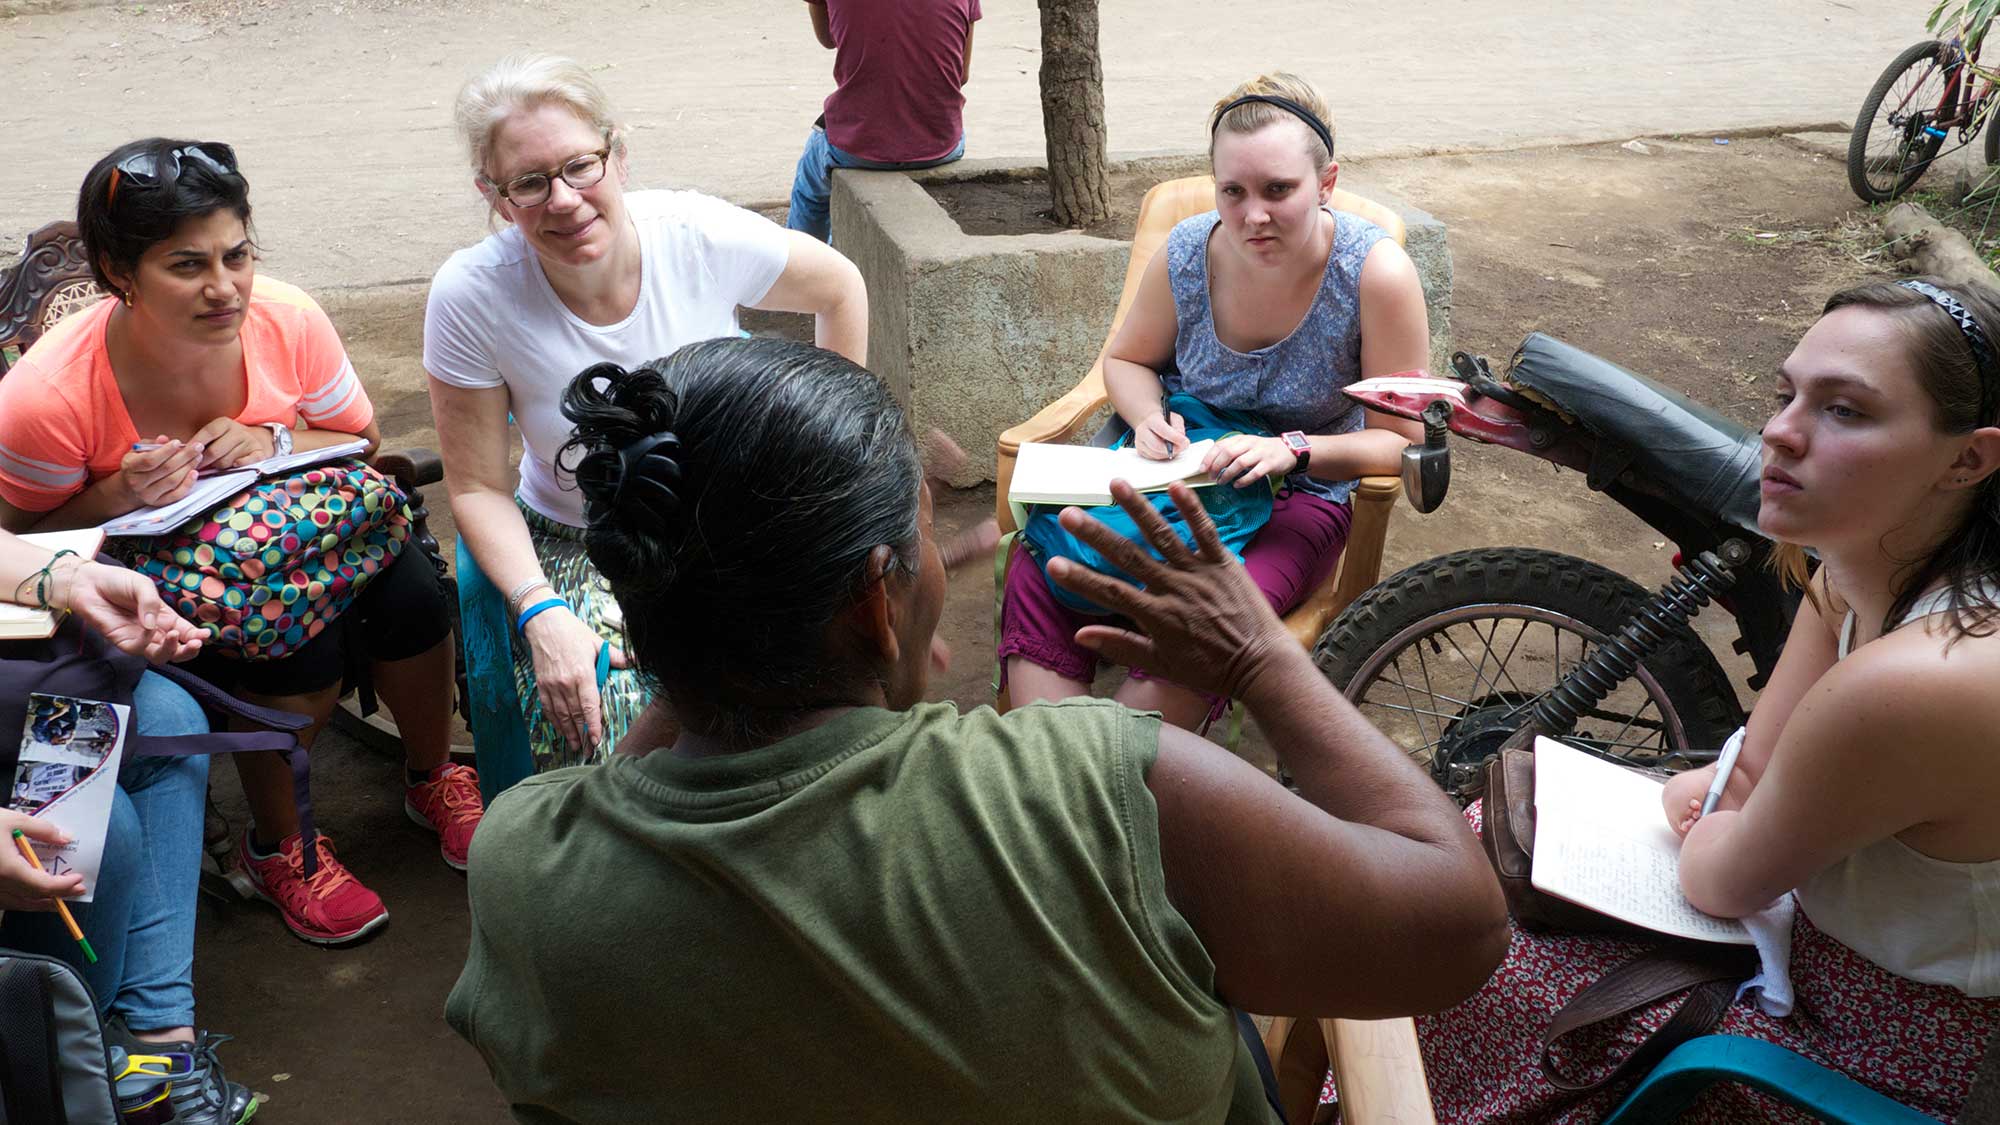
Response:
[263,422,294,458]
[1281,430,1311,474]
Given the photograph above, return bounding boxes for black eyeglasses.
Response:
[107,142,240,206]
[484,136,613,208]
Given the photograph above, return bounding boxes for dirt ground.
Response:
[189,132,1881,1121]
[0,0,1924,289]
[928,167,1160,241]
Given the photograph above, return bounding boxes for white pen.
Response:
[1700,727,1747,817]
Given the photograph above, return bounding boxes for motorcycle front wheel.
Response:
[1314,547,1744,803]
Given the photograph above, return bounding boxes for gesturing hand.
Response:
[63,561,205,663]
[1044,480,1288,700]
[1134,411,1190,461]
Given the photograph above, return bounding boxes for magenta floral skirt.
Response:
[1382,802,2000,1123]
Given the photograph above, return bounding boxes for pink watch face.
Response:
[1283,431,1310,455]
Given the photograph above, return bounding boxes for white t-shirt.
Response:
[424,189,791,527]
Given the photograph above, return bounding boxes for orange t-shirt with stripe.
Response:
[0,277,374,513]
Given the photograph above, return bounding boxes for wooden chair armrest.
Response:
[1327,1017,1436,1124]
[1264,1015,1433,1124]
[1281,475,1401,648]
[994,359,1110,532]
[1330,475,1399,610]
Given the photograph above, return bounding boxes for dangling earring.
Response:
[120,290,133,308]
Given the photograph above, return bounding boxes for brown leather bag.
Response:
[1481,747,1645,935]
[1479,746,1761,1095]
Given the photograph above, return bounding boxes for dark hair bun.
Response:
[560,361,681,588]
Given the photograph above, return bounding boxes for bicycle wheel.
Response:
[1849,40,1954,203]
[1985,89,2000,166]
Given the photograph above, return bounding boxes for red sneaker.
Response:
[235,830,389,945]
[405,763,484,871]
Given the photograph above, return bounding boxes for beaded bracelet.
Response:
[14,549,81,612]
[515,597,570,636]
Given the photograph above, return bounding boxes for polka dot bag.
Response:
[119,460,411,660]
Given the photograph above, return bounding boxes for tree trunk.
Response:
[1882,202,2000,294]
[1039,0,1111,228]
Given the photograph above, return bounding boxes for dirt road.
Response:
[3,0,1928,289]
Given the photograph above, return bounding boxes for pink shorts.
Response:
[998,489,1353,716]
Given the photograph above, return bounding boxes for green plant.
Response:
[1930,0,2000,41]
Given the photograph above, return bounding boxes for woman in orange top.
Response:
[0,139,477,948]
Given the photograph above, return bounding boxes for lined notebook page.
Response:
[1530,736,1753,945]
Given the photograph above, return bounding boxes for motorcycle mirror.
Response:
[1402,400,1453,513]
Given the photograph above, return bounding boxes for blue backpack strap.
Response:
[137,663,320,879]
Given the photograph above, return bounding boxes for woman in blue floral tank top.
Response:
[999,72,1433,732]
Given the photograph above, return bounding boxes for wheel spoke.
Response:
[1397,648,1438,751]
[1357,699,1467,723]
[1365,674,1481,712]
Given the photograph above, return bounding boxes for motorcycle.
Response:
[1317,333,1801,801]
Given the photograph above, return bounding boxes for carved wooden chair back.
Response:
[0,221,101,375]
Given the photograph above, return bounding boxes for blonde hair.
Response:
[453,53,626,181]
[1208,72,1335,172]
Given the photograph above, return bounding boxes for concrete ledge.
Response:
[835,152,1453,485]
[0,0,114,15]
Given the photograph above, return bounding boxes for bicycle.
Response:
[1847,6,2000,203]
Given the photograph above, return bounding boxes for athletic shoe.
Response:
[404,762,484,870]
[108,1030,257,1125]
[235,830,388,945]
[161,1032,259,1125]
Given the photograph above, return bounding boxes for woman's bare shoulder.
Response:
[1816,616,2000,744]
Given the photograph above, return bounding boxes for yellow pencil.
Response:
[12,828,96,964]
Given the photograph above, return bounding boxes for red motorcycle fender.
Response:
[1344,375,1592,471]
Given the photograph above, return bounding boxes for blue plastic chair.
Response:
[1602,1035,1942,1124]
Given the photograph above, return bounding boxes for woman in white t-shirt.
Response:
[426,53,868,781]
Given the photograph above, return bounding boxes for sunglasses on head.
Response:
[106,142,240,207]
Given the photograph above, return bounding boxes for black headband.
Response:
[1210,95,1334,161]
[1899,279,2000,421]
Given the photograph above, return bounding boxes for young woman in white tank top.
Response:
[1420,277,2000,1123]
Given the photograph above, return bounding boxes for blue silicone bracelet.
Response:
[515,597,569,636]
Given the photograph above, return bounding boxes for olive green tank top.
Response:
[447,698,1276,1124]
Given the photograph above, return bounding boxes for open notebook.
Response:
[1531,736,1752,945]
[1008,439,1220,507]
[0,529,108,641]
[100,438,371,538]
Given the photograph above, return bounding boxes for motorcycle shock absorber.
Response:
[1499,538,1754,752]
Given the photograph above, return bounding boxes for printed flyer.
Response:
[9,693,130,903]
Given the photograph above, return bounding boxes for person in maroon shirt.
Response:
[786,0,980,241]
